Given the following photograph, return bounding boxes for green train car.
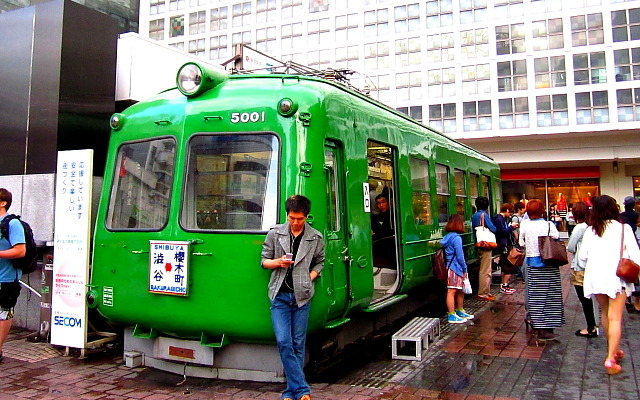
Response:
[88,62,500,379]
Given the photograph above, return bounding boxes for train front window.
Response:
[181,134,279,231]
[107,138,176,230]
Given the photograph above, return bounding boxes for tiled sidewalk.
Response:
[2,265,640,399]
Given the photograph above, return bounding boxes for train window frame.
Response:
[324,145,340,232]
[454,168,466,217]
[180,132,280,232]
[435,163,450,224]
[481,173,492,210]
[409,156,433,227]
[106,137,177,231]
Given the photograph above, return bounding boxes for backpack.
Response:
[433,248,449,282]
[0,214,38,274]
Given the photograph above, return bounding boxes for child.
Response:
[441,214,474,323]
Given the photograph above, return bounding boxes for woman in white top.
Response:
[578,195,640,375]
[518,199,565,342]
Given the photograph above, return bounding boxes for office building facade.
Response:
[139,0,640,230]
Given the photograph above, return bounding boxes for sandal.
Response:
[604,359,622,375]
[574,329,597,338]
[615,349,624,361]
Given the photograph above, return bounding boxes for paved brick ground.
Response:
[2,264,640,399]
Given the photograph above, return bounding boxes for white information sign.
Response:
[51,150,93,348]
[149,241,189,296]
[363,183,371,213]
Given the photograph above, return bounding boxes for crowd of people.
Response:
[441,194,640,376]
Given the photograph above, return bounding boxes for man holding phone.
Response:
[261,195,324,400]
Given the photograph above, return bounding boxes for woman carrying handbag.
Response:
[578,195,640,375]
[518,199,565,342]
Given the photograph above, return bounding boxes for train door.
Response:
[367,140,399,301]
[323,141,349,318]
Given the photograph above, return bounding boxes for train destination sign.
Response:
[149,241,190,296]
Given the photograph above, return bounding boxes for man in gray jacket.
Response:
[261,194,324,400]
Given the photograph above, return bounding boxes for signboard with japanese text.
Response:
[51,150,93,348]
[149,241,189,296]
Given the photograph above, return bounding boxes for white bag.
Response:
[463,277,472,294]
[475,213,497,249]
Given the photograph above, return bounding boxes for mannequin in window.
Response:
[520,194,528,206]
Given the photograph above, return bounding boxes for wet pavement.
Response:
[2,263,640,399]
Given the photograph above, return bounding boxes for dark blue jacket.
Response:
[492,213,514,252]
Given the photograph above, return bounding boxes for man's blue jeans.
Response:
[270,291,311,400]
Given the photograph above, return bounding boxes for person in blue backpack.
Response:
[0,188,26,362]
[441,214,474,324]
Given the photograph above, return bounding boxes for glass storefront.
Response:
[503,178,600,234]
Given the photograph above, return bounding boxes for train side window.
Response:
[481,174,491,206]
[409,157,433,226]
[181,134,279,231]
[435,164,450,224]
[454,169,466,217]
[470,173,479,209]
[324,149,340,232]
[107,138,176,230]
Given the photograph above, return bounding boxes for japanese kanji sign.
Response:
[149,240,189,296]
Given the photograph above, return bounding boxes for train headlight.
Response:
[177,62,229,98]
[86,289,99,309]
[278,98,298,117]
[110,113,125,131]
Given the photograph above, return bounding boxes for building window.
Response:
[463,100,492,132]
[571,13,604,47]
[461,28,489,59]
[496,24,525,55]
[499,97,529,129]
[310,0,329,13]
[576,91,609,124]
[532,18,564,50]
[308,18,331,45]
[232,2,251,28]
[394,4,420,33]
[396,71,422,101]
[282,0,302,19]
[495,0,524,19]
[150,0,166,15]
[169,0,185,11]
[396,37,422,67]
[188,38,205,57]
[461,63,491,95]
[614,47,640,81]
[368,75,391,103]
[189,11,206,35]
[210,35,228,60]
[428,68,454,98]
[364,41,390,70]
[232,31,251,47]
[336,14,358,42]
[149,19,165,40]
[530,0,562,14]
[170,16,184,38]
[617,88,640,121]
[256,27,276,53]
[536,94,569,127]
[570,0,601,7]
[190,0,207,5]
[498,60,528,92]
[426,33,454,64]
[256,0,276,23]
[308,49,331,69]
[426,0,453,29]
[429,103,456,133]
[612,8,640,42]
[574,51,606,85]
[335,46,359,69]
[210,7,228,31]
[169,42,184,51]
[397,106,423,122]
[364,9,389,37]
[460,0,487,24]
[534,56,566,88]
[282,23,303,50]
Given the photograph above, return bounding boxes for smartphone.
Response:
[284,253,293,261]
